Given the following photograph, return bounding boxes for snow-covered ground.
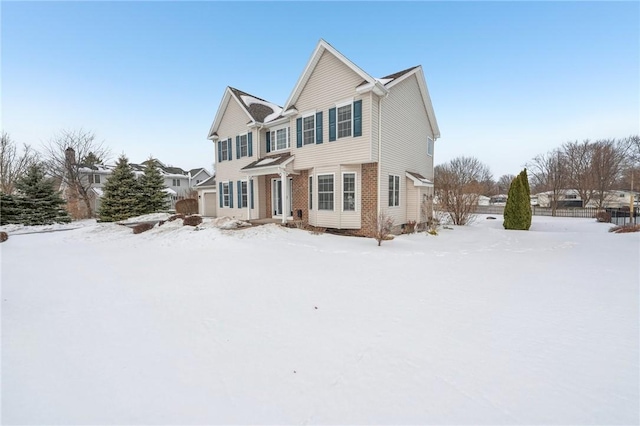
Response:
[2,215,638,424]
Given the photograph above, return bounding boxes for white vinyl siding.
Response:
[307,165,361,230]
[380,74,435,224]
[293,51,372,169]
[215,97,260,220]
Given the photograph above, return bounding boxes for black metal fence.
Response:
[473,205,639,224]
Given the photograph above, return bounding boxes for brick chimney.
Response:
[65,147,76,166]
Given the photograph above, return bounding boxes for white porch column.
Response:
[247,176,252,220]
[280,170,288,224]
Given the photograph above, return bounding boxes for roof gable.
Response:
[386,66,440,139]
[283,39,380,111]
[208,87,281,139]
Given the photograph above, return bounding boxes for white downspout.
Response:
[377,95,383,216]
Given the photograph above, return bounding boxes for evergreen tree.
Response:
[503,170,531,230]
[0,192,23,225]
[13,164,71,225]
[138,158,168,214]
[99,155,143,222]
[519,168,532,229]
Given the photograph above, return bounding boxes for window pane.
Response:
[343,173,355,211]
[337,105,352,138]
[240,135,248,157]
[318,175,334,210]
[303,116,315,145]
[241,181,247,208]
[276,128,287,150]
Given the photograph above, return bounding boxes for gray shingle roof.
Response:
[229,87,282,123]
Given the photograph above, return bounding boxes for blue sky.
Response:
[2,1,638,178]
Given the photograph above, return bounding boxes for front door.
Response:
[272,178,293,217]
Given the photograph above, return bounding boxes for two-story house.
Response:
[207,39,440,234]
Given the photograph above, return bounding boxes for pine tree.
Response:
[0,192,23,225]
[13,164,71,225]
[138,158,168,214]
[503,170,531,230]
[99,155,143,222]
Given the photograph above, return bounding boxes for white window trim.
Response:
[239,180,248,208]
[302,111,316,146]
[238,132,249,158]
[220,140,229,161]
[317,173,335,211]
[389,174,400,207]
[427,137,434,157]
[269,125,291,152]
[334,98,354,108]
[222,182,230,207]
[309,175,313,210]
[336,103,353,139]
[341,172,357,212]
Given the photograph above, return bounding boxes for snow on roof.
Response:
[254,157,279,166]
[240,95,283,123]
[163,188,177,195]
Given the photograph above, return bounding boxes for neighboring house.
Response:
[67,159,211,216]
[196,175,217,217]
[207,39,440,234]
[534,189,640,209]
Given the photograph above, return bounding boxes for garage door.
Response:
[203,193,217,217]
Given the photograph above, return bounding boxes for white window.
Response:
[337,104,352,138]
[318,174,334,211]
[342,172,356,211]
[388,175,400,207]
[309,175,313,210]
[427,137,434,156]
[240,181,248,208]
[172,179,181,187]
[303,115,315,145]
[270,127,290,151]
[239,134,248,157]
[89,174,100,184]
[220,141,228,161]
[222,182,230,207]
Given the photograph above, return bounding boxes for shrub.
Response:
[596,211,611,223]
[168,214,185,222]
[0,231,8,243]
[183,215,203,226]
[133,222,154,234]
[371,211,394,246]
[403,220,417,234]
[175,199,198,215]
[609,223,640,233]
[504,169,531,230]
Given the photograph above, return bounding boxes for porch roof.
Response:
[240,153,295,176]
[406,171,433,187]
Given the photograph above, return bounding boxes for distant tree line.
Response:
[435,135,639,225]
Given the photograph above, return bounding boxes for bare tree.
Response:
[527,148,567,216]
[563,139,596,207]
[497,174,516,194]
[590,138,628,209]
[434,156,492,225]
[0,132,38,194]
[371,210,394,246]
[41,129,110,218]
